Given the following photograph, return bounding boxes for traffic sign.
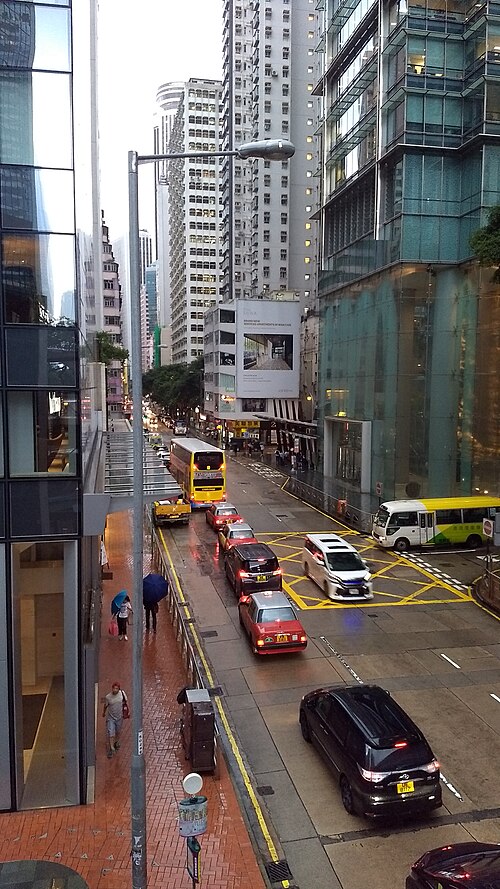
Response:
[483,518,494,538]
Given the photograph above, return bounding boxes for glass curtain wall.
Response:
[0,0,82,809]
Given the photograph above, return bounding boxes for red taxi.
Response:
[206,502,242,530]
[218,522,257,553]
[238,590,307,656]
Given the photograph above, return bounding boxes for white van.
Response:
[302,533,373,601]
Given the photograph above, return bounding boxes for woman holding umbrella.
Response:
[111,589,133,640]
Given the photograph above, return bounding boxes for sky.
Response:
[97,0,223,244]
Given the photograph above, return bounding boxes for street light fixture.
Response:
[127,137,295,889]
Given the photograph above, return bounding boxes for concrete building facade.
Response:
[168,79,224,365]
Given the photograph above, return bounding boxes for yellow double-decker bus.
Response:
[372,496,500,552]
[169,438,226,508]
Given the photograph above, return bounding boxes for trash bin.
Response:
[181,688,215,773]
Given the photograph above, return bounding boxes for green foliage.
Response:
[469,205,500,282]
[96,331,129,366]
[143,356,203,416]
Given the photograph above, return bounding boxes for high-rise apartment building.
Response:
[153,83,183,362]
[102,214,125,414]
[220,0,319,312]
[316,0,500,504]
[168,79,223,364]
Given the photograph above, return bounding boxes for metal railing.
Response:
[471,564,500,614]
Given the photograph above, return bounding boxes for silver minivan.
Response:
[302,533,373,600]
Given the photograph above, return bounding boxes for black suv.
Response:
[224,543,282,595]
[407,843,500,888]
[299,684,442,819]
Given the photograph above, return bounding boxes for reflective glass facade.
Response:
[0,0,99,810]
[317,0,500,502]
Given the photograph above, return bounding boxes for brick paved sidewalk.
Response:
[0,510,266,889]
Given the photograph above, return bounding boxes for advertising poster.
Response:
[236,300,300,398]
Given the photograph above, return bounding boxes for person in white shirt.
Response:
[117,595,133,640]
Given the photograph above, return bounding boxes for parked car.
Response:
[218,522,257,553]
[238,590,307,655]
[406,842,500,888]
[225,542,282,596]
[157,447,170,466]
[299,684,442,819]
[302,533,373,601]
[206,502,242,530]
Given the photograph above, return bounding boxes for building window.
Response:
[280,249,287,260]
[280,267,287,279]
[281,213,288,224]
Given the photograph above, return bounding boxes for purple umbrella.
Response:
[143,573,169,606]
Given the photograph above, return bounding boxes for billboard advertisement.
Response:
[236,300,300,398]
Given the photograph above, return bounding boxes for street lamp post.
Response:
[127,138,295,889]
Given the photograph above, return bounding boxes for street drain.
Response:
[265,860,293,883]
[200,630,218,638]
[257,785,274,795]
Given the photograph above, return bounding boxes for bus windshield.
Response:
[373,506,390,527]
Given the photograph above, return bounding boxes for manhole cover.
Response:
[265,860,293,883]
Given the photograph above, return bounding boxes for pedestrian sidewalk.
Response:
[0,509,266,889]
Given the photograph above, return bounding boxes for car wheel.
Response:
[394,537,410,553]
[340,776,355,815]
[467,534,482,549]
[299,711,311,742]
[236,580,242,597]
[303,561,309,577]
[323,581,329,597]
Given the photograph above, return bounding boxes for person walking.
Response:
[144,600,159,633]
[117,594,132,640]
[103,681,128,758]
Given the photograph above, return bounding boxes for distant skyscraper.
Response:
[166,78,223,364]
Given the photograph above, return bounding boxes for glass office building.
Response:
[316,0,500,502]
[0,0,103,809]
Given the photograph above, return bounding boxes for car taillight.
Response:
[394,741,407,748]
[358,766,387,783]
[239,570,250,578]
[272,568,282,576]
[422,759,440,774]
[300,635,307,643]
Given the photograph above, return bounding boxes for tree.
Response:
[143,356,203,417]
[96,331,129,366]
[469,205,500,283]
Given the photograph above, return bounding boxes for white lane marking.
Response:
[440,773,463,800]
[319,636,364,684]
[440,653,461,669]
[490,693,500,704]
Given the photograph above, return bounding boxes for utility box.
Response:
[181,688,215,773]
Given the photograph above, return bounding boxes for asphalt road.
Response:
[161,449,500,889]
